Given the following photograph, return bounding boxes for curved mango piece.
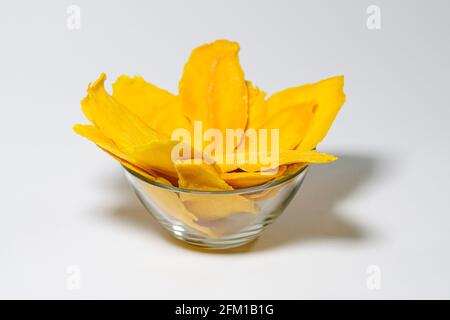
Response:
[267,76,345,151]
[175,160,232,191]
[216,162,240,173]
[246,81,267,130]
[217,149,335,173]
[123,162,172,185]
[283,162,308,177]
[112,76,192,136]
[150,99,193,137]
[258,101,316,151]
[221,166,286,189]
[238,150,337,172]
[179,40,248,138]
[222,171,275,189]
[73,124,169,183]
[73,124,132,162]
[242,166,300,201]
[128,140,214,179]
[81,73,164,152]
[127,140,181,178]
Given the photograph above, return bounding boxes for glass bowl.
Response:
[123,165,308,249]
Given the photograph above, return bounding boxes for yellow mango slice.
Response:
[238,150,337,172]
[112,76,192,136]
[217,149,334,173]
[246,81,267,130]
[73,124,168,183]
[122,160,172,185]
[73,124,132,162]
[258,101,316,151]
[221,166,286,189]
[179,40,248,138]
[180,193,257,220]
[217,162,240,173]
[129,140,212,179]
[229,93,315,169]
[284,162,308,176]
[175,160,232,191]
[128,140,182,178]
[267,76,345,151]
[81,73,164,152]
[149,99,193,137]
[112,75,175,122]
[221,171,275,189]
[242,166,299,201]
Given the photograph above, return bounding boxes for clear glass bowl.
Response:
[123,165,308,249]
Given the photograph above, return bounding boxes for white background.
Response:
[1,0,449,299]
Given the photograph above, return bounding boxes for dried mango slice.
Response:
[129,140,211,179]
[112,75,175,123]
[267,76,345,151]
[242,166,298,201]
[128,140,182,178]
[73,124,168,183]
[217,162,240,173]
[179,40,248,138]
[120,158,172,185]
[175,160,232,191]
[227,97,315,169]
[246,81,267,130]
[73,124,132,162]
[180,193,257,220]
[221,171,275,189]
[217,149,334,173]
[283,162,308,177]
[149,99,192,137]
[112,76,192,136]
[221,166,286,189]
[237,150,337,172]
[259,163,307,191]
[81,73,164,152]
[258,101,316,151]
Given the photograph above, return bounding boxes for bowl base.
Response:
[170,231,261,250]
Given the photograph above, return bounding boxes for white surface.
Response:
[1,0,450,299]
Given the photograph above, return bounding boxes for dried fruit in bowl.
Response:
[74,39,345,229]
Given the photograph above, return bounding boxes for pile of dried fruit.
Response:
[74,40,345,191]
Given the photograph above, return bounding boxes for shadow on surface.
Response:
[253,153,378,251]
[98,153,379,253]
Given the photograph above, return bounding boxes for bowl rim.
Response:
[123,164,308,195]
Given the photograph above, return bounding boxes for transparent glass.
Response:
[123,166,308,249]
